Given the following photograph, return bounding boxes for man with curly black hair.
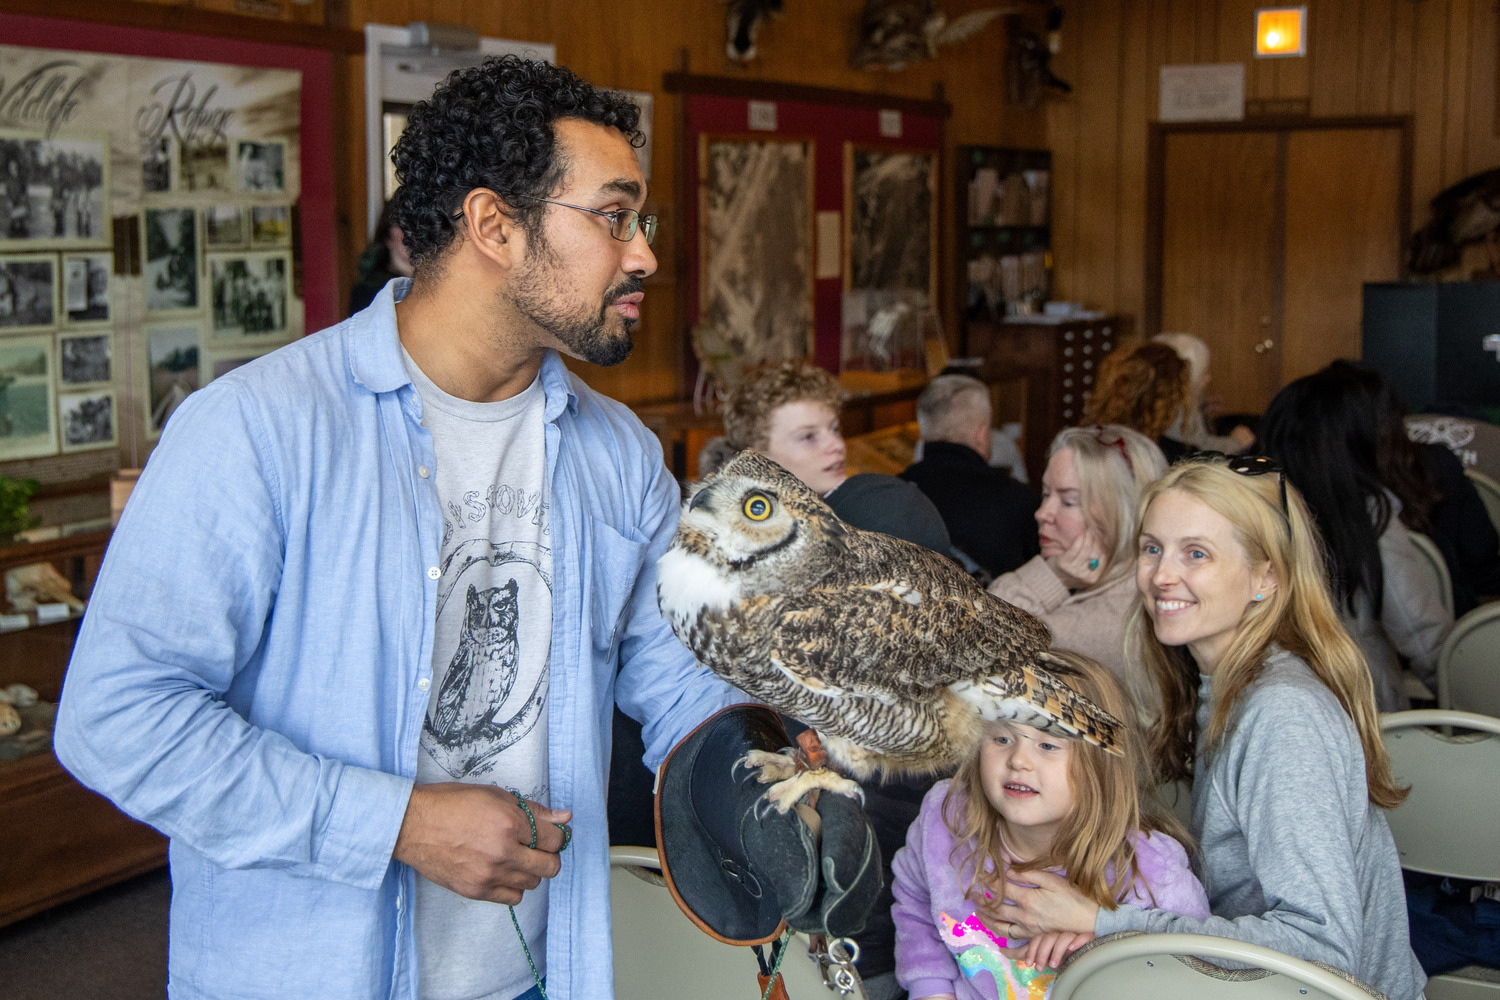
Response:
[57,56,869,1000]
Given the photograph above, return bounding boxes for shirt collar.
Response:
[347,276,578,421]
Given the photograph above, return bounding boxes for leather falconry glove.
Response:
[654,704,883,945]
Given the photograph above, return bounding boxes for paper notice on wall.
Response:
[748,100,777,131]
[816,210,842,279]
[1159,64,1245,122]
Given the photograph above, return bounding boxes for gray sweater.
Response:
[1095,650,1426,1000]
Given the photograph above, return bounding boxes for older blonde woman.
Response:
[987,425,1166,707]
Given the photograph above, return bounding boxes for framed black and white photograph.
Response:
[180,141,231,193]
[143,207,199,314]
[58,389,115,452]
[844,145,937,299]
[700,136,814,366]
[208,353,263,382]
[142,134,175,194]
[250,205,290,246]
[209,251,290,340]
[0,132,110,249]
[62,252,110,324]
[236,140,286,193]
[58,331,112,385]
[0,334,56,461]
[0,253,57,332]
[145,323,200,437]
[204,205,246,248]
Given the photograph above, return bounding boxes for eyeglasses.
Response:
[450,196,658,246]
[1209,452,1289,518]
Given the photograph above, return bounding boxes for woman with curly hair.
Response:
[1083,341,1194,463]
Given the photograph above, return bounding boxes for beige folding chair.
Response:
[1381,710,1500,999]
[1437,603,1500,717]
[1051,931,1389,1000]
[609,845,836,1000]
[1467,469,1500,543]
[1403,532,1452,702]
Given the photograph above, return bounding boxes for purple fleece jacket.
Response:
[891,780,1211,1000]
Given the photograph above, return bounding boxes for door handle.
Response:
[1254,339,1274,354]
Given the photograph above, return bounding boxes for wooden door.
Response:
[1282,129,1403,383]
[1160,131,1282,415]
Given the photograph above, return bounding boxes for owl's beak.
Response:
[688,485,714,512]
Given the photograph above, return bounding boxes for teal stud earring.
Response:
[1254,593,1264,601]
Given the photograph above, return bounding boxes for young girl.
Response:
[995,458,1427,1000]
[890,651,1209,1000]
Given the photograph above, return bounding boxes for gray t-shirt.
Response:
[406,351,553,1000]
[1096,650,1426,1000]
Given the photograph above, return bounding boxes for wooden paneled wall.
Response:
[1046,0,1500,328]
[336,1,1045,403]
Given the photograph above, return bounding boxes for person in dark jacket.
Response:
[901,374,1040,581]
[346,198,413,316]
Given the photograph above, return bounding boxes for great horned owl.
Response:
[658,451,1120,810]
[430,580,520,743]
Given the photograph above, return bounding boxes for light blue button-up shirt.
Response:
[55,280,742,1000]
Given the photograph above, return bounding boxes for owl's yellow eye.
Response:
[743,494,772,521]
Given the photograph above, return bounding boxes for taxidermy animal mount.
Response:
[1009,4,1071,108]
[724,0,784,62]
[851,1,1015,72]
[1409,166,1500,274]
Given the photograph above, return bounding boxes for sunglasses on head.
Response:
[1193,451,1289,517]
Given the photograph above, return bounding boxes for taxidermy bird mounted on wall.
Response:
[1409,166,1500,274]
[657,451,1122,810]
[1009,4,1071,108]
[724,0,783,61]
[851,0,1014,72]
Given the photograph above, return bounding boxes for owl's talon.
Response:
[737,748,800,784]
[760,768,865,814]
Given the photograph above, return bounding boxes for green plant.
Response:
[0,476,40,546]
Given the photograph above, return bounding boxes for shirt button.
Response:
[417,678,430,692]
[427,566,440,580]
[418,465,430,478]
[395,893,404,911]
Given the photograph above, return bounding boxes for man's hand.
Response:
[393,783,571,904]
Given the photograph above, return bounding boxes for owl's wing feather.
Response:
[953,653,1123,755]
[731,576,1051,695]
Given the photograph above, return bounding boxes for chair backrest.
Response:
[1379,710,1500,882]
[1052,932,1389,1000]
[1466,468,1500,543]
[608,846,832,1000]
[1437,602,1500,716]
[1406,531,1453,618]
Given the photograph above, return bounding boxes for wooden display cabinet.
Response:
[968,316,1127,485]
[0,529,167,928]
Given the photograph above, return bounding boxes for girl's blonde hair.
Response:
[1048,425,1168,590]
[942,650,1189,915]
[1130,461,1407,809]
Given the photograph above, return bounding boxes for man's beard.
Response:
[509,236,641,368]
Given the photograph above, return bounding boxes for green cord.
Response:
[508,902,547,1000]
[508,790,547,1000]
[760,930,792,1000]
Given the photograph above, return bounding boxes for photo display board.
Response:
[0,41,305,470]
[679,85,944,379]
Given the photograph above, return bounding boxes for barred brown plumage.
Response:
[656,450,1122,811]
